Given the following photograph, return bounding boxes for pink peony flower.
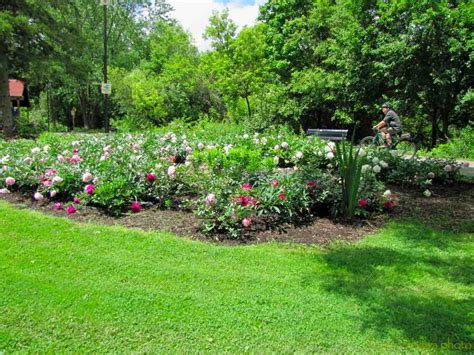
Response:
[278,193,286,200]
[242,218,252,227]
[82,173,93,183]
[444,164,452,172]
[185,146,193,154]
[70,155,81,164]
[54,202,62,210]
[168,156,177,163]
[5,177,15,186]
[66,205,76,214]
[84,184,95,195]
[146,173,156,182]
[205,193,216,206]
[241,183,251,190]
[42,180,52,187]
[34,192,44,201]
[0,188,10,194]
[167,165,176,178]
[358,198,367,208]
[73,197,80,204]
[271,179,279,187]
[50,190,57,198]
[463,161,470,168]
[306,181,317,188]
[131,202,142,213]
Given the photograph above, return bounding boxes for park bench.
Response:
[306,129,348,141]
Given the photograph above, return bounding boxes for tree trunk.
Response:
[245,95,251,119]
[431,107,438,148]
[0,51,14,138]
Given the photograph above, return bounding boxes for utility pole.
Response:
[102,0,110,133]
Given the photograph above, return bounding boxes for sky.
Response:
[166,0,266,51]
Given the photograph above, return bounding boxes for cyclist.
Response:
[373,102,402,147]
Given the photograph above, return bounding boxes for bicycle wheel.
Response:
[359,136,375,148]
[395,140,417,159]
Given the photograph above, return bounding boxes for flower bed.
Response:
[0,124,466,238]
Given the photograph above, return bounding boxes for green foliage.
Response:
[334,137,365,219]
[422,126,474,160]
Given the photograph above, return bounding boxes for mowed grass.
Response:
[0,201,473,353]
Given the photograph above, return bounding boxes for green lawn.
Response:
[0,201,473,353]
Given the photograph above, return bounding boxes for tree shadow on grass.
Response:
[314,221,474,345]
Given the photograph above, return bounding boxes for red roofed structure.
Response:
[8,79,30,107]
[9,79,25,98]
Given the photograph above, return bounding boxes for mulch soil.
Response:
[1,182,472,246]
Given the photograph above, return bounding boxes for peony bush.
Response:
[0,124,464,238]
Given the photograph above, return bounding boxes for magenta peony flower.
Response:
[241,183,251,190]
[146,173,156,182]
[131,202,142,213]
[384,201,394,210]
[84,184,95,195]
[271,179,279,187]
[306,181,317,188]
[82,172,93,183]
[278,193,286,200]
[66,205,76,214]
[205,193,216,206]
[358,198,367,208]
[54,202,62,210]
[73,197,80,204]
[5,177,15,186]
[34,192,44,201]
[242,218,252,227]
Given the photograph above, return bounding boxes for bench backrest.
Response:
[306,129,348,141]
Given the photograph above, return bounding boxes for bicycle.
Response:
[359,128,418,159]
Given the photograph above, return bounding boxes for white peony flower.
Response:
[361,164,370,173]
[295,151,303,159]
[273,156,279,164]
[52,176,63,183]
[274,144,280,151]
[243,134,249,139]
[281,142,289,149]
[326,152,334,160]
[373,165,381,174]
[372,157,380,164]
[423,189,432,197]
[197,142,204,150]
[31,147,41,154]
[380,160,388,168]
[383,190,392,197]
[261,137,267,145]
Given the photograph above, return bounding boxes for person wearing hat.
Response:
[373,103,402,146]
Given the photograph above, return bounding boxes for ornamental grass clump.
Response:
[334,135,365,219]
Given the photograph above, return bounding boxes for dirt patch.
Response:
[1,182,472,245]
